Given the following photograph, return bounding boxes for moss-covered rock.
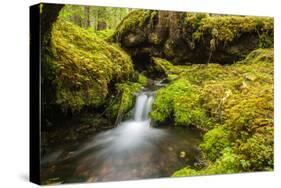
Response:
[113,10,273,65]
[93,29,115,40]
[44,19,134,112]
[137,73,148,86]
[199,126,230,162]
[151,57,174,76]
[113,10,159,48]
[149,48,273,175]
[150,79,212,128]
[106,82,142,123]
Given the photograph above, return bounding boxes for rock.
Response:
[113,11,273,65]
[43,18,134,113]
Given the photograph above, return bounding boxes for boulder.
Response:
[113,10,273,65]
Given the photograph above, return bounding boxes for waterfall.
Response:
[134,92,154,121]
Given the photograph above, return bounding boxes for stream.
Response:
[41,81,203,184]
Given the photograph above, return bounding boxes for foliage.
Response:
[48,19,134,112]
[113,10,157,41]
[242,48,274,65]
[106,82,142,120]
[173,148,241,176]
[59,5,131,30]
[93,29,115,40]
[114,10,273,66]
[237,128,274,171]
[152,57,174,76]
[137,73,148,86]
[42,6,274,178]
[152,48,273,175]
[150,79,211,128]
[200,126,230,161]
[194,15,273,46]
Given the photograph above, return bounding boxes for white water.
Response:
[42,90,203,182]
[66,91,165,158]
[134,92,154,121]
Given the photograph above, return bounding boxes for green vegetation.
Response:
[94,29,115,40]
[106,82,142,121]
[137,73,148,86]
[173,148,241,176]
[40,4,274,182]
[48,18,134,112]
[114,10,273,64]
[199,127,230,161]
[150,79,211,129]
[152,57,174,76]
[113,10,157,41]
[59,5,131,30]
[168,48,273,175]
[191,15,273,44]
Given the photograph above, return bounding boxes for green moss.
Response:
[237,128,274,171]
[113,10,157,41]
[48,19,134,112]
[173,148,241,177]
[93,29,115,40]
[196,16,273,44]
[171,48,273,175]
[152,57,174,76]
[137,73,148,86]
[150,79,211,128]
[106,82,142,121]
[242,48,273,64]
[200,126,230,161]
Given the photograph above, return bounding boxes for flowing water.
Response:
[41,89,203,184]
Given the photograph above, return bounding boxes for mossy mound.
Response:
[46,19,134,112]
[93,29,115,40]
[113,10,273,65]
[150,48,273,174]
[150,79,212,129]
[151,57,174,76]
[194,15,273,44]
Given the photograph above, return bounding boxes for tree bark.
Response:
[41,3,63,39]
[84,6,91,28]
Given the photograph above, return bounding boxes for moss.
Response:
[106,82,142,121]
[93,29,115,40]
[170,48,273,175]
[152,57,174,76]
[150,79,211,128]
[200,126,230,161]
[237,128,274,171]
[196,15,273,45]
[137,73,148,86]
[241,48,273,64]
[173,148,241,177]
[48,19,134,112]
[113,10,157,41]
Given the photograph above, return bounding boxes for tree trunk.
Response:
[97,21,107,30]
[73,14,82,27]
[41,3,63,39]
[84,6,91,28]
[41,3,64,126]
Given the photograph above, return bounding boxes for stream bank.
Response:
[41,80,205,184]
